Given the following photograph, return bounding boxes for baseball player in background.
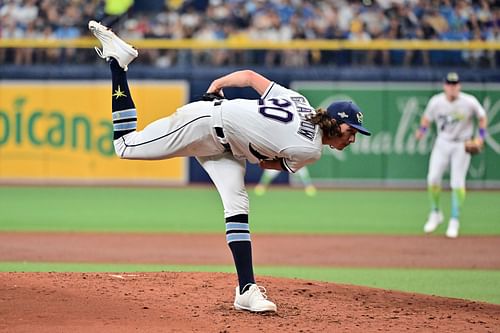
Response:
[415,72,488,238]
[254,167,317,196]
[89,20,372,312]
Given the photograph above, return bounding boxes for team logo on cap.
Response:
[447,72,459,82]
[337,112,349,119]
[356,112,364,124]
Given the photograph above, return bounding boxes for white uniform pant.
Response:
[427,137,471,189]
[113,101,248,217]
[197,153,249,218]
[114,101,225,160]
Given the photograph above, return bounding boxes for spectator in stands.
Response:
[54,16,81,62]
[281,14,309,67]
[14,21,35,64]
[0,17,23,64]
[423,7,449,38]
[2,0,500,68]
[348,17,371,65]
[38,25,59,64]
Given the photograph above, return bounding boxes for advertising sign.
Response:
[292,82,500,187]
[0,81,188,184]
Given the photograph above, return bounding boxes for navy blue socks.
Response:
[225,214,255,294]
[110,58,137,140]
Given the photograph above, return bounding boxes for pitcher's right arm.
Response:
[206,70,271,96]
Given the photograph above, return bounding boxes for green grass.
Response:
[259,266,500,305]
[2,262,499,305]
[1,186,499,305]
[1,187,499,234]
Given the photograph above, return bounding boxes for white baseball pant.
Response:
[113,101,249,218]
[427,137,471,189]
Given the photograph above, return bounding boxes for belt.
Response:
[439,136,466,143]
[249,143,270,160]
[215,127,231,151]
[213,100,231,151]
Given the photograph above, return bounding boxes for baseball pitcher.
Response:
[89,20,372,312]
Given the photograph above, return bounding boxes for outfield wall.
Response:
[0,66,499,188]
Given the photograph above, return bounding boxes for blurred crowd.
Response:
[1,0,500,67]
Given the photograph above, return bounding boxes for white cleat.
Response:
[88,20,138,71]
[446,218,460,238]
[423,210,444,233]
[234,284,277,313]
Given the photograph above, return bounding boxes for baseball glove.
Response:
[201,92,224,101]
[464,139,483,155]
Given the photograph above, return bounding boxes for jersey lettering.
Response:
[297,120,316,141]
[259,95,316,141]
[291,96,307,104]
[296,106,312,114]
[438,113,462,131]
[258,98,293,123]
[293,99,315,141]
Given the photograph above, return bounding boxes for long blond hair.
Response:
[307,108,341,138]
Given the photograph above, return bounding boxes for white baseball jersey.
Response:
[112,82,322,217]
[220,82,323,173]
[424,91,486,189]
[114,82,322,174]
[423,92,486,141]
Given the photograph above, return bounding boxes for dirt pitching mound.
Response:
[1,272,499,333]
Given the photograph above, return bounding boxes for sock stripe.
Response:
[227,233,251,243]
[225,214,250,243]
[114,121,137,131]
[226,222,249,231]
[113,109,137,120]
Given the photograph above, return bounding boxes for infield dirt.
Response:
[1,233,499,332]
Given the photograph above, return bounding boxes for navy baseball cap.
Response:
[445,72,460,84]
[326,101,371,136]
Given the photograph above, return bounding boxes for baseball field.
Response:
[1,186,499,332]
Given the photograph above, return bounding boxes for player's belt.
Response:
[439,136,466,143]
[215,127,231,151]
[249,143,270,160]
[213,100,231,152]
